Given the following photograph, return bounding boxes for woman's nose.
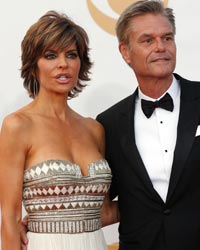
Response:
[58,55,68,68]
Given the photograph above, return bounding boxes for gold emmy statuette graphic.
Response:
[87,0,169,35]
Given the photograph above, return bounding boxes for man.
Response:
[97,0,200,250]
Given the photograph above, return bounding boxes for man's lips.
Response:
[151,57,170,62]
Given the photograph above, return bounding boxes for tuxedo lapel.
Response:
[118,91,163,200]
[167,75,200,201]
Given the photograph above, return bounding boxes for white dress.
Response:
[23,159,111,250]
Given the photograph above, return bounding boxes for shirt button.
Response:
[163,209,171,215]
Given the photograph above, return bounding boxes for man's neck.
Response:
[137,75,173,99]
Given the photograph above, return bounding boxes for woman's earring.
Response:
[33,79,39,97]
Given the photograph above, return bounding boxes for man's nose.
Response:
[155,38,165,51]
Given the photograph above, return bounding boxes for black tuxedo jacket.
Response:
[97,74,200,250]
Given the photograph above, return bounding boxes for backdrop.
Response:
[0,0,200,246]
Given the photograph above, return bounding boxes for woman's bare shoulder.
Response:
[84,117,104,132]
[83,117,105,151]
[1,108,33,135]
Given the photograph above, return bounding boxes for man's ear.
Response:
[119,43,131,65]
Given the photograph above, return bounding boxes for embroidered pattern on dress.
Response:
[23,159,111,234]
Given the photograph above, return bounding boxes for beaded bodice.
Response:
[23,159,111,234]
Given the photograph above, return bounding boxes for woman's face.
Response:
[36,43,81,96]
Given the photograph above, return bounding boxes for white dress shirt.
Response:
[134,76,180,202]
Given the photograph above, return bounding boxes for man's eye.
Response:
[145,38,152,43]
[165,36,173,41]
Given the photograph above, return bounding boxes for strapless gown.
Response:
[23,159,112,250]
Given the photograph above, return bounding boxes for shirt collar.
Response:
[138,75,180,102]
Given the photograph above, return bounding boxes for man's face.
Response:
[119,13,176,82]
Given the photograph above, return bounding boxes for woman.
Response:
[0,11,118,250]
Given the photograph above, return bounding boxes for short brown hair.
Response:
[116,0,175,45]
[21,10,93,98]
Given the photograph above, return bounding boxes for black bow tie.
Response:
[141,93,174,118]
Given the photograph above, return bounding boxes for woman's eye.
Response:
[44,53,56,59]
[67,52,79,59]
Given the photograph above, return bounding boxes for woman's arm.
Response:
[90,120,120,226]
[20,215,29,250]
[0,114,28,250]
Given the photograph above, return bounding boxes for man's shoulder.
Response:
[174,73,200,86]
[174,73,200,99]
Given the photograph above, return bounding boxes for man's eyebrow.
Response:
[139,31,174,39]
